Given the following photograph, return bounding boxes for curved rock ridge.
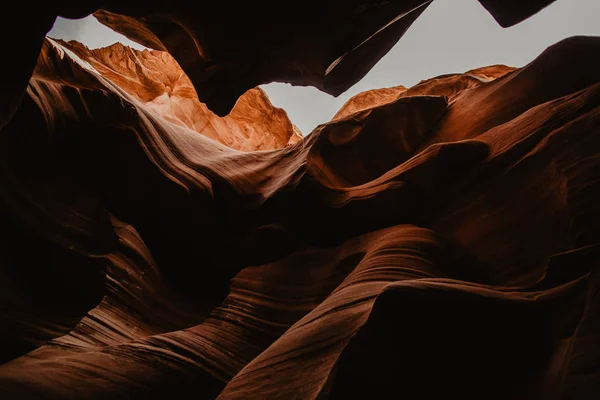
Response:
[0,34,599,399]
[3,1,556,130]
[56,40,302,151]
[332,64,516,120]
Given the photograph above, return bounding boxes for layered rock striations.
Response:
[0,29,599,399]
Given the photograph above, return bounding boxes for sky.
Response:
[48,0,600,134]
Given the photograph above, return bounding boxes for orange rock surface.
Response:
[57,40,302,151]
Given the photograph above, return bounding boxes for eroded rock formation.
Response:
[2,1,600,399]
[0,29,599,399]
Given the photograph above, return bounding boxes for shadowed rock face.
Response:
[1,28,600,399]
[478,0,557,27]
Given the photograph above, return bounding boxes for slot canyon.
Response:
[1,1,599,398]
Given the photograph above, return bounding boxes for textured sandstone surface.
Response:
[58,40,301,151]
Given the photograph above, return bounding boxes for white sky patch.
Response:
[49,15,146,50]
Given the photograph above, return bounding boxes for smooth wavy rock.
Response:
[1,34,600,399]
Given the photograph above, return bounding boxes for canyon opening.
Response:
[1,1,600,399]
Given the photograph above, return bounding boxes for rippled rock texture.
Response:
[0,29,599,398]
